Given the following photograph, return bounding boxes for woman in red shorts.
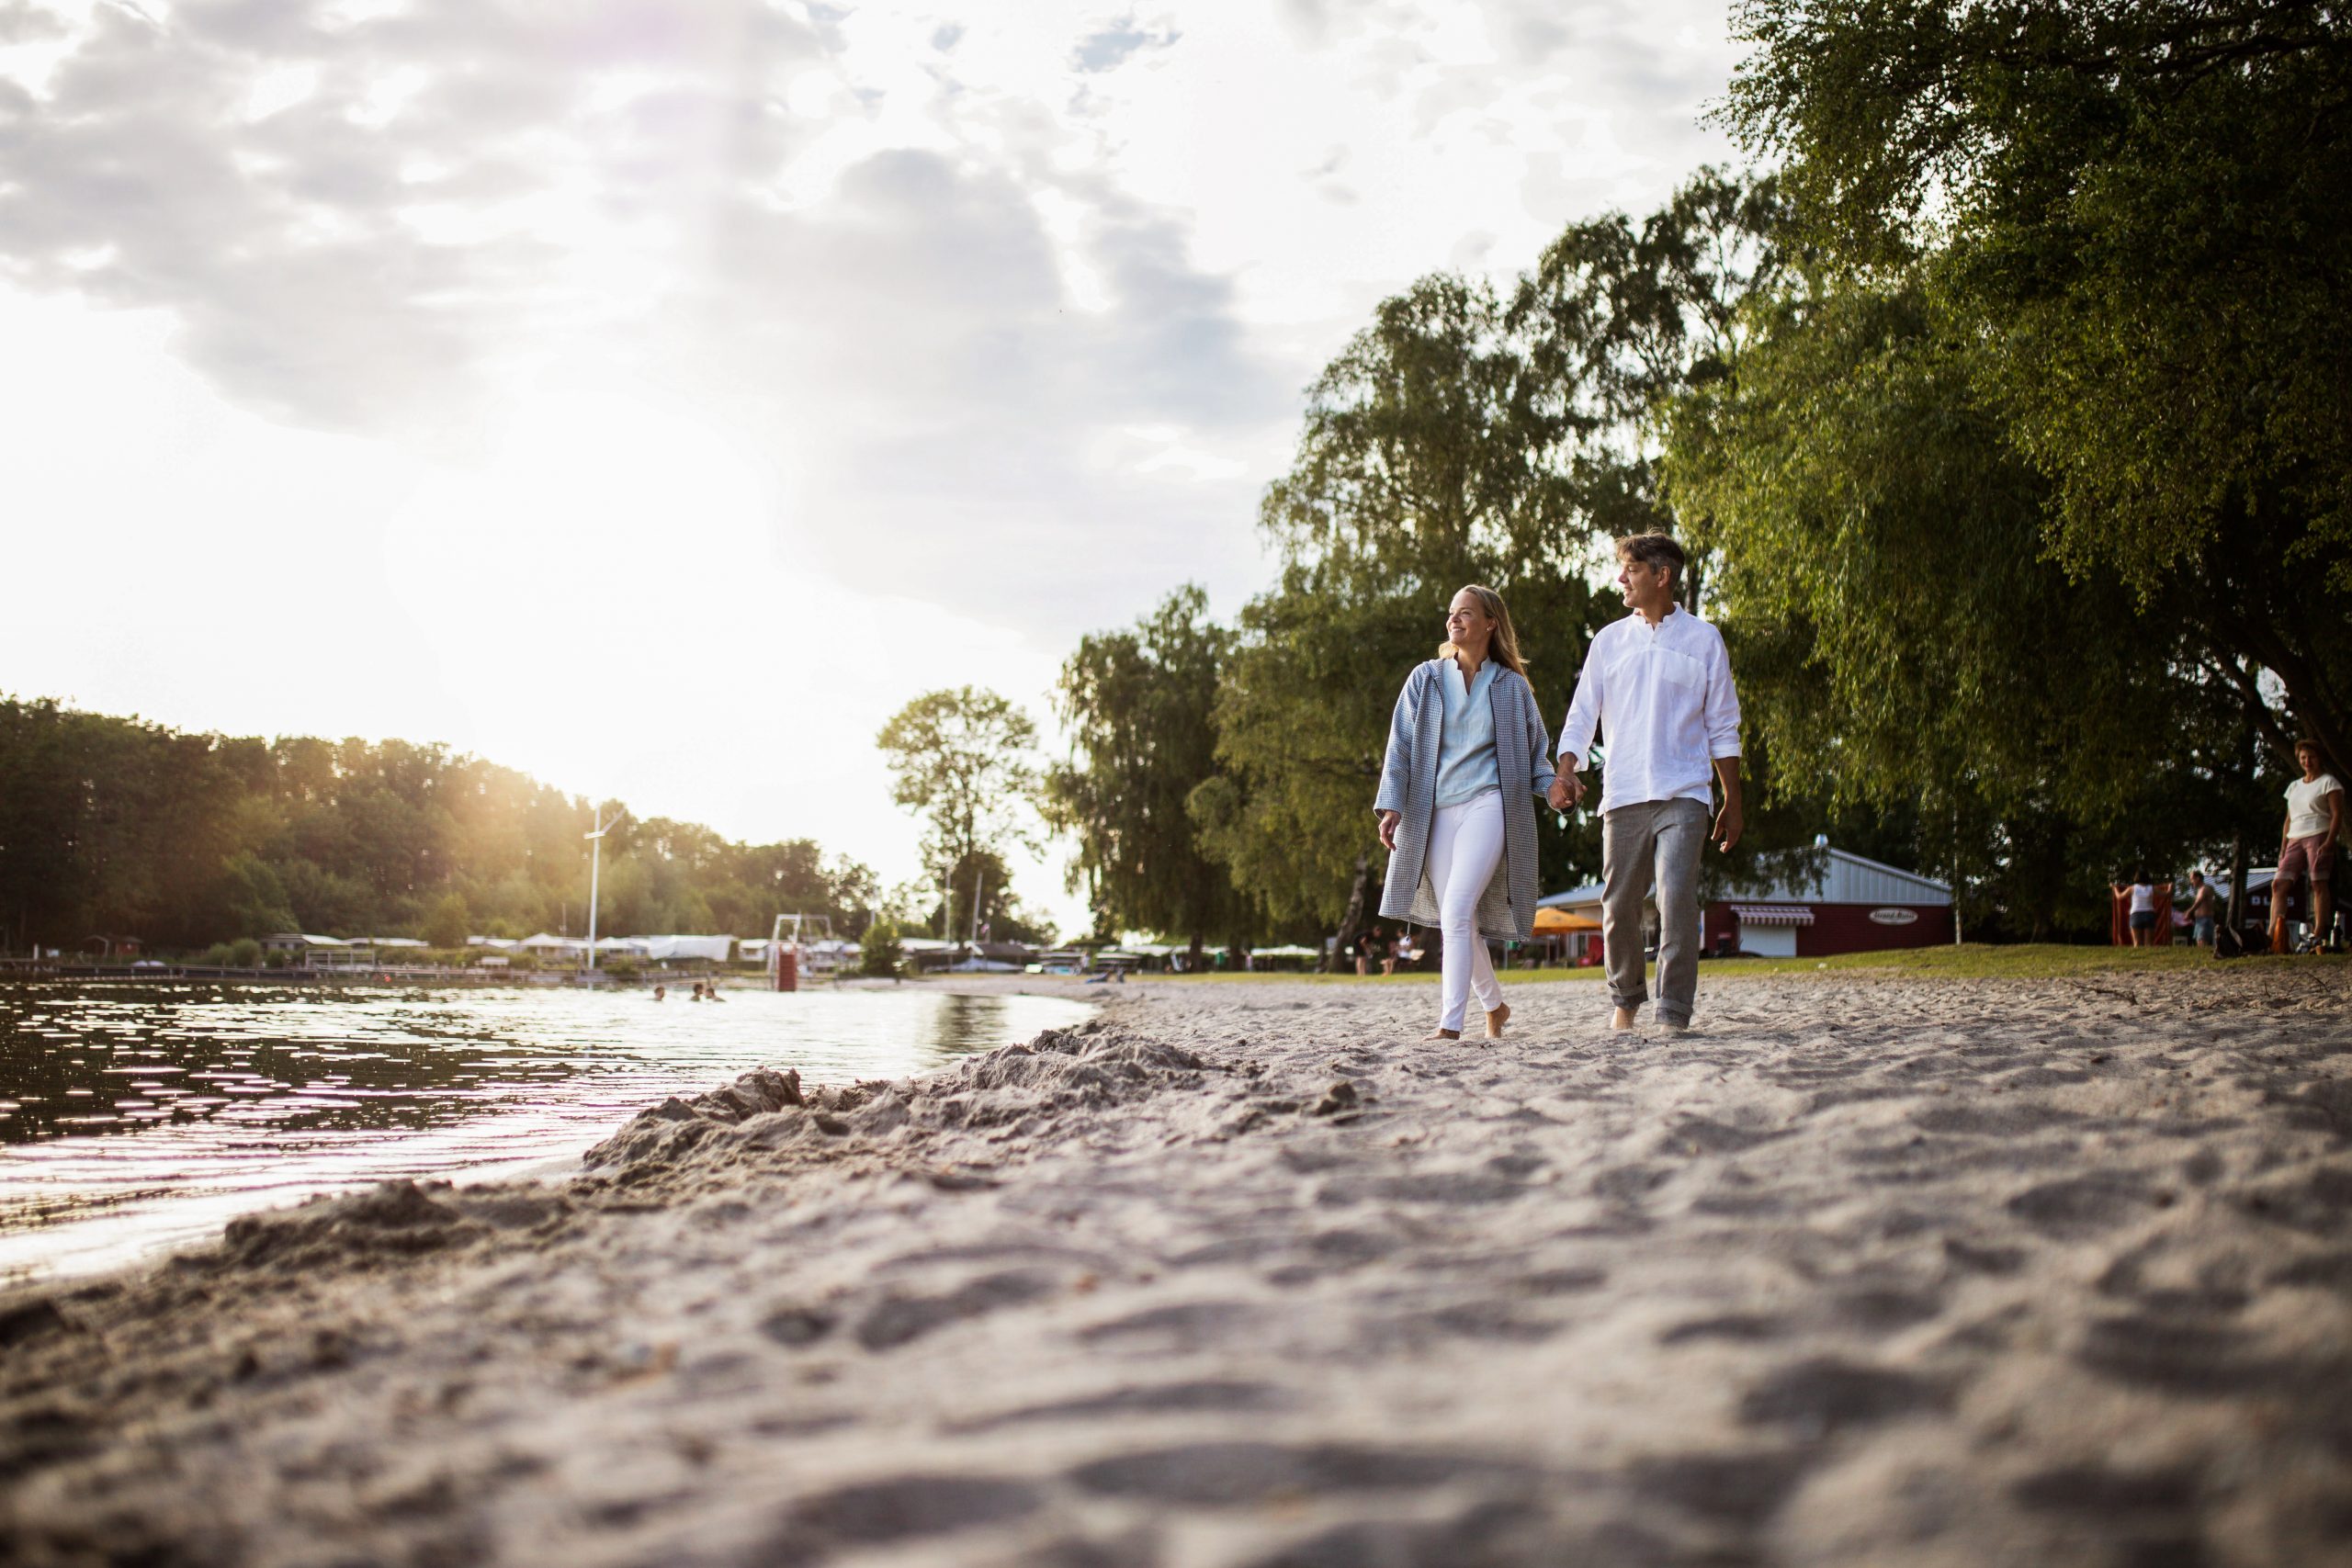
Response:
[2277,739,2345,953]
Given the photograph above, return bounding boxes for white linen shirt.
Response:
[1557,605,1742,813]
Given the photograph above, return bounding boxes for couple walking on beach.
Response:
[1374,533,1742,1040]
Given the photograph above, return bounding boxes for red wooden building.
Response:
[1536,846,1954,960]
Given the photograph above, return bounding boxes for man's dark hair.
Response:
[1616,532,1687,585]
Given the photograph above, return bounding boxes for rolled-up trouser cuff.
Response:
[1610,987,1647,1010]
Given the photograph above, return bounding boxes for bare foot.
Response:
[1610,1006,1639,1032]
[1424,1028,1461,1041]
[1485,1002,1510,1040]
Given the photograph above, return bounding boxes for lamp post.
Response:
[584,807,624,972]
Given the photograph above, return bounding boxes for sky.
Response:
[0,0,1745,936]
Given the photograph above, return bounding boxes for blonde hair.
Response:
[1438,584,1526,678]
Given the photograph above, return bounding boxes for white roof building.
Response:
[1539,848,1951,912]
[643,935,733,963]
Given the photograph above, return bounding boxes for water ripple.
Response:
[0,982,1091,1282]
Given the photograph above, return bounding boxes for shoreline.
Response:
[1,979,1104,1292]
[5,965,2350,1565]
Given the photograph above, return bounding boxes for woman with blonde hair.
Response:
[1374,585,1556,1040]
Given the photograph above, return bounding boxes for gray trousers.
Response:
[1601,797,1711,1024]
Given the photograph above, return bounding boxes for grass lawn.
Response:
[1136,943,2346,986]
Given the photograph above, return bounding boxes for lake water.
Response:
[0,981,1093,1284]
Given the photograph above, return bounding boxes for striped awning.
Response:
[1731,904,1815,926]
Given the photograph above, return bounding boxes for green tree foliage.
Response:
[1724,0,2352,772]
[0,697,878,953]
[1046,586,1258,960]
[1666,270,2277,934]
[194,852,297,941]
[875,686,1045,931]
[423,892,470,953]
[1510,167,1793,607]
[1193,556,1428,948]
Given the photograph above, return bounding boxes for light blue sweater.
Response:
[1433,657,1501,807]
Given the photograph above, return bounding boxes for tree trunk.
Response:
[1186,931,1205,974]
[2224,832,2248,952]
[1329,852,1373,974]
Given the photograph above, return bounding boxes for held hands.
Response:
[1543,766,1736,849]
[1376,809,1402,851]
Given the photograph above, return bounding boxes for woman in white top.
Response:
[2278,739,2344,950]
[2109,873,2171,948]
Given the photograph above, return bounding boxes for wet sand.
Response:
[4,966,2350,1566]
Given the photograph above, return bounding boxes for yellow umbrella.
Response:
[1532,906,1600,933]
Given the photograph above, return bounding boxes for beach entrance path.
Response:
[5,968,2350,1566]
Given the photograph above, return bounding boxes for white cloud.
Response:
[0,0,1745,932]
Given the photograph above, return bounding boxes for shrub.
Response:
[423,893,469,953]
[229,937,262,968]
[858,920,904,977]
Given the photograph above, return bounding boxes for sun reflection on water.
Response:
[0,983,1092,1282]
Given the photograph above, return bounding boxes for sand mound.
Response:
[4,966,2350,1567]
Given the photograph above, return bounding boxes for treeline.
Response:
[1050,0,2342,952]
[0,698,877,953]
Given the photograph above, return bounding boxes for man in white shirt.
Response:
[2278,739,2344,951]
[1549,534,1743,1032]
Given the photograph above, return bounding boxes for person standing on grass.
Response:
[2185,870,2217,948]
[2277,739,2344,952]
[1374,586,1556,1043]
[2110,873,2169,948]
[1551,534,1743,1033]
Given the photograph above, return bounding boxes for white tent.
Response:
[519,932,584,955]
[644,934,733,963]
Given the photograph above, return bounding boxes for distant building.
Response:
[262,933,358,968]
[1538,846,1954,959]
[640,935,733,964]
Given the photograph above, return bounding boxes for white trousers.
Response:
[1428,791,1506,1032]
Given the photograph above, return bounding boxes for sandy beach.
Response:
[5,964,2351,1566]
